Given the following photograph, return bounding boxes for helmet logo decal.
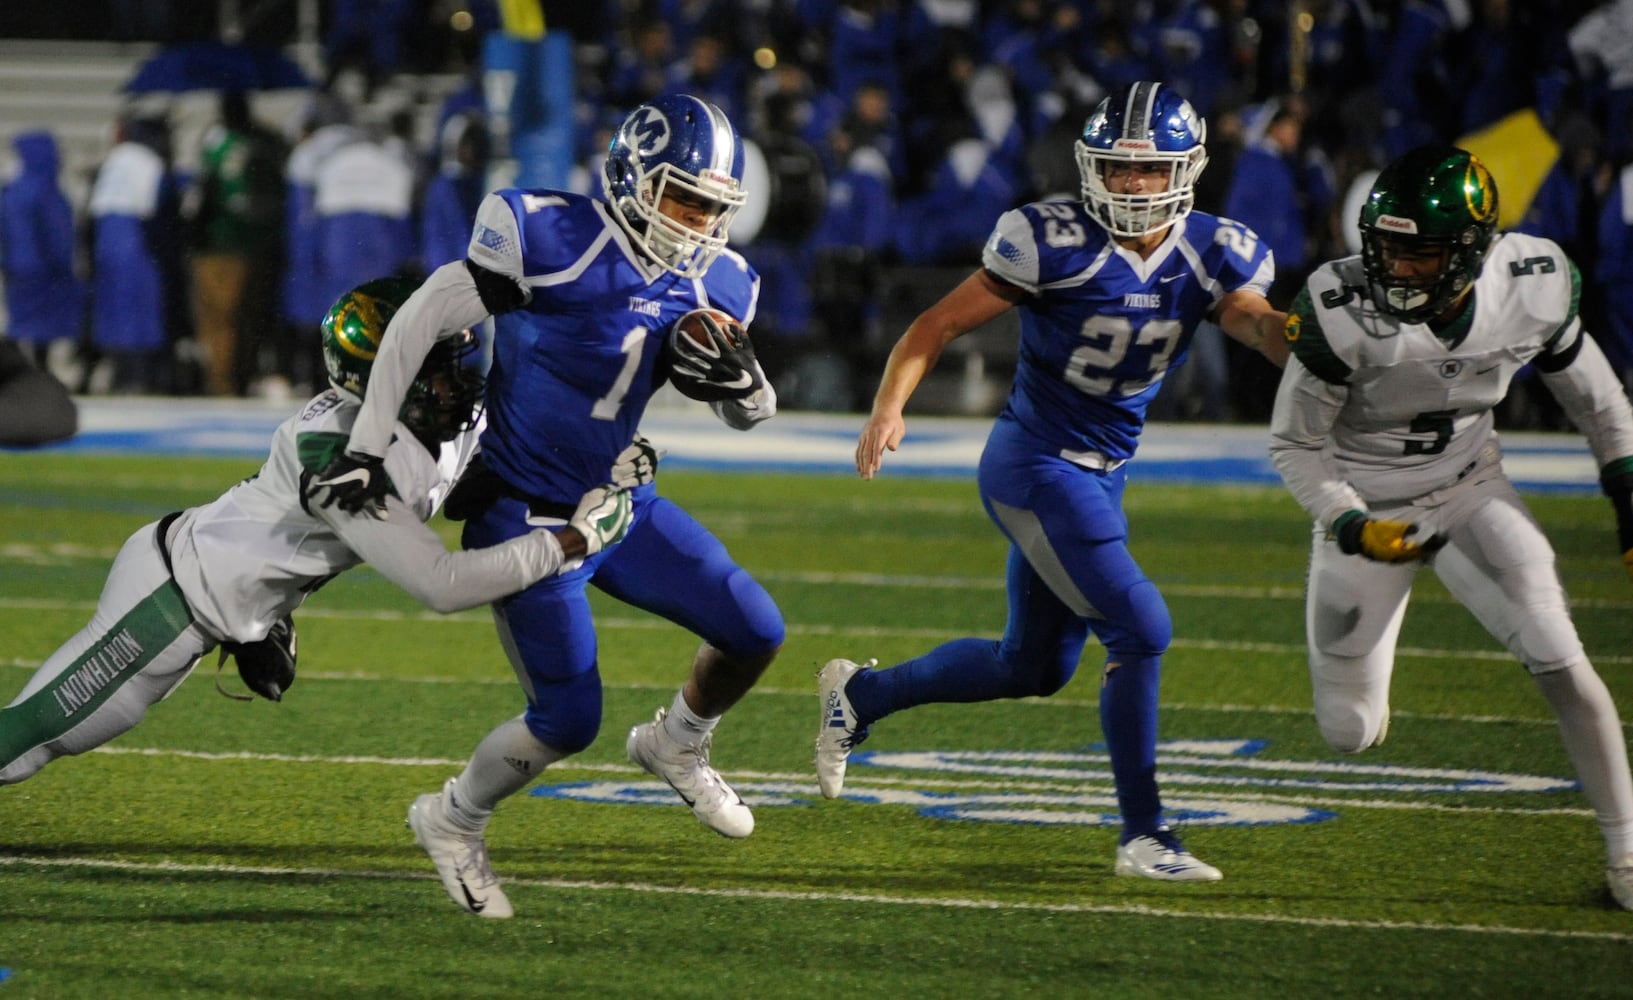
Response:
[337,300,379,360]
[1463,162,1495,221]
[629,106,671,157]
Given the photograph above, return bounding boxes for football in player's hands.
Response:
[666,308,763,402]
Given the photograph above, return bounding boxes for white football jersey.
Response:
[1270,231,1633,524]
[165,390,562,644]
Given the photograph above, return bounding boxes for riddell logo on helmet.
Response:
[1112,139,1157,151]
[1375,214,1418,234]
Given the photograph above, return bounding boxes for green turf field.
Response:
[2,451,1631,998]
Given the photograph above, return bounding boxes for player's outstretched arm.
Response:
[324,488,622,613]
[1216,288,1289,369]
[857,269,1019,480]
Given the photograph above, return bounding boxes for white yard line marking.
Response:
[0,854,1626,943]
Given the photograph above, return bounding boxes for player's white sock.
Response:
[1534,663,1633,860]
[447,715,565,828]
[662,689,717,744]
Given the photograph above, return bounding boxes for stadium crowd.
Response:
[3,0,1633,424]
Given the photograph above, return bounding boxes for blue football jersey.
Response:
[466,189,760,502]
[981,200,1273,461]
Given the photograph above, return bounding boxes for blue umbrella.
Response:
[123,41,311,93]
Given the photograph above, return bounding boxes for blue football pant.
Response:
[464,488,784,755]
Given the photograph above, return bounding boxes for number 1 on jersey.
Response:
[592,327,648,420]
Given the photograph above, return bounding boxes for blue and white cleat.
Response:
[815,657,874,798]
[1115,827,1223,882]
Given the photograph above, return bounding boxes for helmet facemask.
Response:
[402,329,485,443]
[623,161,744,277]
[1075,140,1208,238]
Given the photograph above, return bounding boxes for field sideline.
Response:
[2,405,1631,998]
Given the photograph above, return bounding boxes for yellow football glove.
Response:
[1332,511,1443,563]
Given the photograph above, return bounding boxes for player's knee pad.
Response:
[1510,606,1586,676]
[710,567,786,657]
[1314,704,1374,755]
[521,674,603,756]
[1099,579,1172,660]
[1309,656,1387,754]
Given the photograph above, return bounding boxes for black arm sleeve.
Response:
[465,258,530,315]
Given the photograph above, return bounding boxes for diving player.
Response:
[0,277,632,787]
[822,81,1290,882]
[303,95,785,918]
[1267,145,1633,910]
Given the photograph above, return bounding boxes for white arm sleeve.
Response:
[1538,332,1633,469]
[346,260,494,459]
[328,496,566,613]
[1269,355,1366,529]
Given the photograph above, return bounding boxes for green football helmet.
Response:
[1359,145,1499,323]
[320,276,485,442]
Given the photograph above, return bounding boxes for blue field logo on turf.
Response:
[532,739,1576,827]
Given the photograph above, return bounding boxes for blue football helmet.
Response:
[602,94,748,278]
[1074,81,1209,238]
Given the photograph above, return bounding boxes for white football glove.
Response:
[569,483,632,556]
[610,434,664,488]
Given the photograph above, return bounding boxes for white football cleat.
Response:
[1115,828,1223,882]
[815,657,873,798]
[1609,854,1633,911]
[626,708,754,838]
[406,779,513,918]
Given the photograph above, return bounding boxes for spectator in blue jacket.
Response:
[0,131,84,369]
[86,113,184,394]
[311,128,417,328]
[420,110,491,273]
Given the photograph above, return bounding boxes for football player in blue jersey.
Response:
[302,94,785,918]
[821,81,1291,882]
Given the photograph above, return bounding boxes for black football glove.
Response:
[215,615,298,702]
[666,312,764,402]
[1332,510,1444,563]
[307,451,390,520]
[1602,464,1633,584]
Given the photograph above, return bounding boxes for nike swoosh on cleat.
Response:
[664,779,697,807]
[458,879,486,913]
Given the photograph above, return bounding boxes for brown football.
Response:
[672,308,746,350]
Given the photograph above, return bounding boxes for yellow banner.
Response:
[497,0,545,40]
[1456,109,1559,230]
